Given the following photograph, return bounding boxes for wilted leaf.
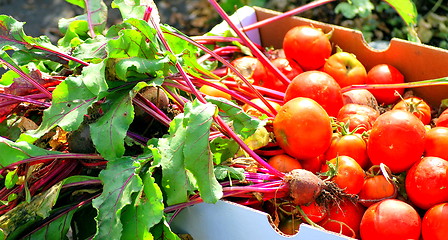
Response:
[0,182,63,239]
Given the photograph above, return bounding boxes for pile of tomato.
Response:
[200,24,448,239]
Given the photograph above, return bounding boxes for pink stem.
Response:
[208,0,291,87]
[241,0,337,32]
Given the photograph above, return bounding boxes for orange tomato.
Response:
[267,154,302,173]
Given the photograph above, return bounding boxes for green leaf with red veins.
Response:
[113,56,171,82]
[0,137,55,168]
[0,14,80,68]
[159,99,223,206]
[0,15,35,50]
[206,96,265,139]
[23,206,76,240]
[20,62,107,143]
[107,28,159,59]
[121,168,164,239]
[71,36,109,62]
[92,157,143,240]
[89,83,141,160]
[112,0,160,22]
[210,137,240,165]
[58,20,91,48]
[125,18,159,42]
[59,0,108,38]
[150,218,181,240]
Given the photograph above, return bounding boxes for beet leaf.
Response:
[158,99,223,205]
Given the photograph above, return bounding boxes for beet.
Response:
[284,169,325,206]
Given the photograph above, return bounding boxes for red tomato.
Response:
[337,103,379,133]
[267,154,302,173]
[320,156,365,195]
[199,82,232,100]
[436,108,448,127]
[299,201,327,223]
[360,199,421,240]
[358,174,397,207]
[284,71,344,117]
[299,155,325,174]
[367,110,426,173]
[424,127,448,160]
[422,203,448,240]
[325,133,370,169]
[264,58,303,92]
[392,97,431,125]
[366,64,405,105]
[323,51,367,88]
[273,97,333,160]
[319,200,365,238]
[282,25,332,71]
[227,56,267,85]
[405,156,448,210]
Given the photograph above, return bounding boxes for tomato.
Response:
[342,89,379,109]
[264,57,303,92]
[284,71,343,117]
[424,127,448,160]
[358,174,397,207]
[319,200,365,238]
[199,81,232,100]
[323,51,367,88]
[267,154,302,173]
[227,56,267,85]
[337,103,379,133]
[273,97,333,160]
[366,64,405,105]
[360,199,421,240]
[367,110,426,173]
[422,203,448,240]
[242,98,282,118]
[436,108,448,127]
[325,133,370,169]
[299,201,327,223]
[299,155,325,174]
[405,156,448,210]
[282,25,332,71]
[320,156,365,195]
[392,96,432,125]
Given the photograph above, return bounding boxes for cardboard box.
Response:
[170,200,352,240]
[171,6,448,240]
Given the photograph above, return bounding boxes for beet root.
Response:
[284,169,325,206]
